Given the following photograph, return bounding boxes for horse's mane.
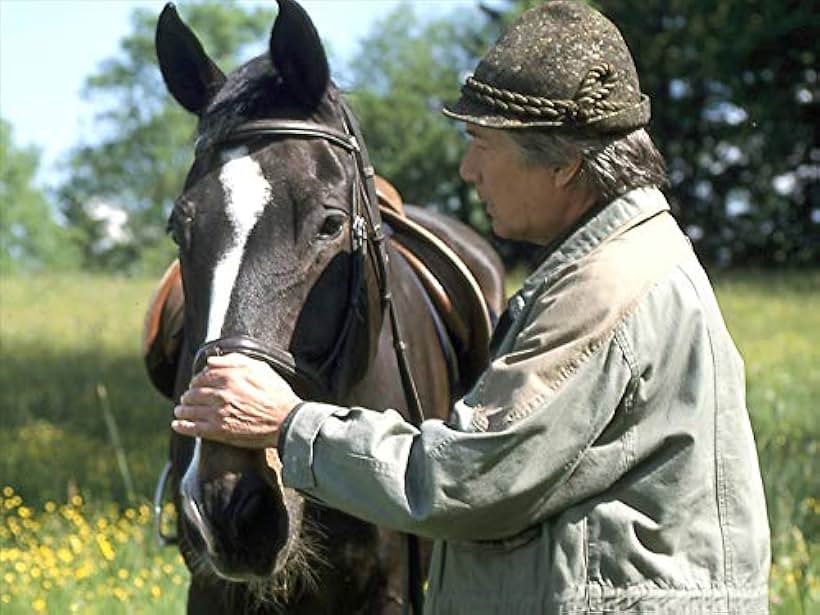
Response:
[198,55,338,148]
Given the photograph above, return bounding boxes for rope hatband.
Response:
[463,63,622,124]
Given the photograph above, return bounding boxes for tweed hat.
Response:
[443,1,650,134]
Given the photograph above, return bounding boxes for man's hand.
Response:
[171,353,302,448]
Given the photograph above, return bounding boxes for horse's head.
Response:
[156,0,381,587]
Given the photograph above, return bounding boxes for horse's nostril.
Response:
[225,475,282,544]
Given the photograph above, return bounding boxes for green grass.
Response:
[713,271,819,613]
[0,274,170,504]
[1,271,817,612]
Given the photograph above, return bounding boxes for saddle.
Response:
[143,177,497,399]
[374,177,496,394]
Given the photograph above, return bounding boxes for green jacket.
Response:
[280,187,771,614]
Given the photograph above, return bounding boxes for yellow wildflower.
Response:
[2,486,13,497]
[74,562,93,580]
[117,568,129,580]
[57,547,73,563]
[95,534,115,561]
[151,585,162,599]
[32,597,47,612]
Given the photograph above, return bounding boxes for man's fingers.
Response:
[174,403,223,421]
[180,386,230,407]
[171,418,205,437]
[171,417,267,449]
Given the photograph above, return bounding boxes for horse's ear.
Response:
[155,3,226,115]
[270,0,330,108]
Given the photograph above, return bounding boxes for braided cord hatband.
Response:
[463,63,624,124]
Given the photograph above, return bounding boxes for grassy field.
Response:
[0,271,817,612]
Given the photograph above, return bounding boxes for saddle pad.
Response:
[143,259,184,400]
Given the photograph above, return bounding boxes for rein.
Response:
[190,100,426,614]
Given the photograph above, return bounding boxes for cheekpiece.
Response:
[443,1,651,134]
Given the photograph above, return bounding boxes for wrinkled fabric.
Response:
[280,187,771,614]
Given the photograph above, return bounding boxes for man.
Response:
[172,2,771,612]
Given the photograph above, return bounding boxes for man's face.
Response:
[459,124,577,246]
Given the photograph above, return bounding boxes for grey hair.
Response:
[506,128,668,203]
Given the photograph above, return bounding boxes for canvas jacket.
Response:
[279,187,771,614]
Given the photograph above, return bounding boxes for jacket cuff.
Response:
[279,401,348,490]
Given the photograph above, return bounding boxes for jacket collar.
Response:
[512,187,670,311]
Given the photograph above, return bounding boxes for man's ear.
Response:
[554,158,583,188]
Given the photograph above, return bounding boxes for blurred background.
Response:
[1,0,817,612]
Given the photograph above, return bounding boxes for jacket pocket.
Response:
[452,523,542,553]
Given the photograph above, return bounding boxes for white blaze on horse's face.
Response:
[181,145,271,552]
[205,145,271,342]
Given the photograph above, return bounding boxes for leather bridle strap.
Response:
[192,335,327,397]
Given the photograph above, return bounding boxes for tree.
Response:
[59,1,276,274]
[0,119,79,273]
[603,0,818,267]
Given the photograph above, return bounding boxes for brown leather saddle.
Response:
[143,176,497,399]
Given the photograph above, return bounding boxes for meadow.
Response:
[0,271,817,613]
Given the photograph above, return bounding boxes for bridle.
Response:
[192,102,423,412]
[186,99,426,614]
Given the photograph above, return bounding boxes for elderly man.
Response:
[172,2,771,612]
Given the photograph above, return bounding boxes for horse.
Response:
[146,1,505,612]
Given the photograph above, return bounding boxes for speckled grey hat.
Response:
[443,1,650,134]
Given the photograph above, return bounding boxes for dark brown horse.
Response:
[147,1,504,612]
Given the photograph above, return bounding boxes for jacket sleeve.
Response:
[279,311,634,542]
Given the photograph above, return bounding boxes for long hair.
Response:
[507,127,669,204]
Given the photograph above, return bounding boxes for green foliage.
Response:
[596,0,819,267]
[0,119,79,273]
[58,1,276,275]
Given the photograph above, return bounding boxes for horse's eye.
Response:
[317,211,346,240]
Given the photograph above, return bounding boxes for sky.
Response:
[0,0,475,186]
